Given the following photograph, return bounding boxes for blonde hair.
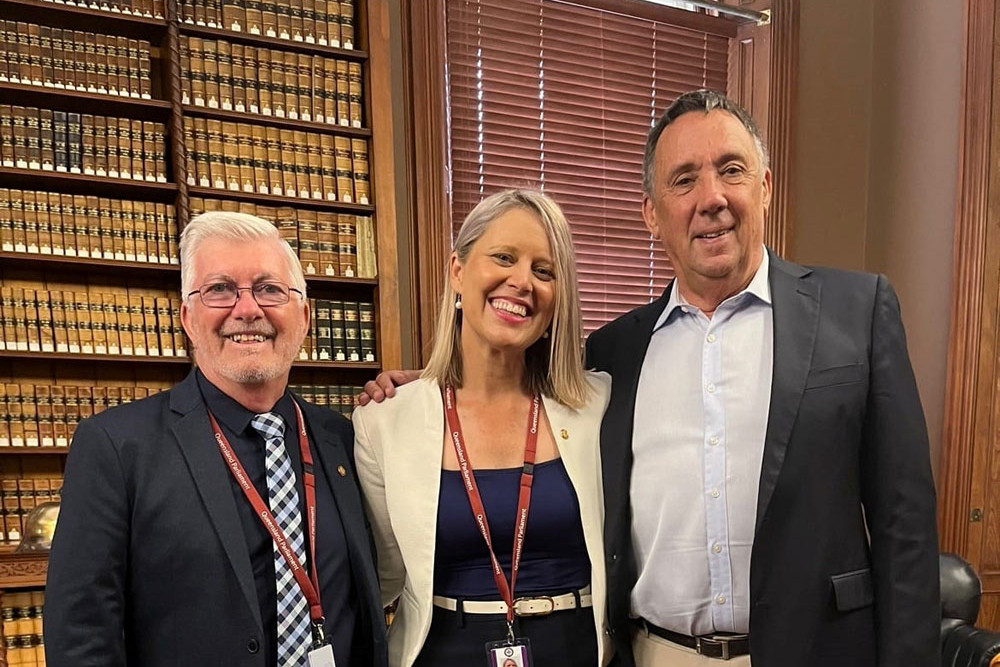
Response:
[179,211,306,298]
[422,189,590,409]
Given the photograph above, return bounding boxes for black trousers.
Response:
[412,601,599,666]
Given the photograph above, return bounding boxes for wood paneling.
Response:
[939,0,1000,632]
[366,0,404,370]
[406,0,450,364]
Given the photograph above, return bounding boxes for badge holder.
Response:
[307,620,336,667]
[485,636,532,667]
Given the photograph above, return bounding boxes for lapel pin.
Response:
[337,465,347,477]
[560,429,569,440]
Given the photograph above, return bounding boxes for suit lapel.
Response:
[755,253,820,532]
[299,401,384,634]
[599,288,671,551]
[169,373,262,632]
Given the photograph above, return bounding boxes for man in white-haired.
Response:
[46,212,388,667]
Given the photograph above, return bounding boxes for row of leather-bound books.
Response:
[0,382,169,450]
[0,190,178,264]
[299,297,376,363]
[36,0,164,18]
[184,117,370,204]
[0,381,362,454]
[0,106,169,183]
[2,589,46,666]
[181,36,364,128]
[0,285,187,358]
[179,0,355,49]
[190,197,376,279]
[0,21,154,100]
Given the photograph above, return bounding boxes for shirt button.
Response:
[712,543,722,554]
[711,488,720,499]
[716,595,727,605]
[707,333,716,343]
[706,383,716,393]
[709,436,719,446]
[246,638,260,654]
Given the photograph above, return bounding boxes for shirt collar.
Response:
[195,369,296,437]
[654,246,771,332]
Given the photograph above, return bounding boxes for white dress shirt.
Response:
[630,250,773,635]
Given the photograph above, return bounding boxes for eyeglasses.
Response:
[187,281,304,308]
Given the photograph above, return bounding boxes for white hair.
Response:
[179,211,306,298]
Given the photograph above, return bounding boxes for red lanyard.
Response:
[442,385,541,627]
[208,401,324,626]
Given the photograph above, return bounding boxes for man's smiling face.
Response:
[181,236,309,397]
[642,109,772,302]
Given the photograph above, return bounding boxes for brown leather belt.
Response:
[635,619,750,660]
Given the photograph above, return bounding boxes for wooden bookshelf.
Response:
[0,168,178,200]
[0,82,172,120]
[186,186,375,213]
[0,0,165,39]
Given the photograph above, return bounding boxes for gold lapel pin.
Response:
[337,465,347,477]
[560,429,569,440]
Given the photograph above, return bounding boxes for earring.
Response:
[455,295,462,310]
[542,330,550,339]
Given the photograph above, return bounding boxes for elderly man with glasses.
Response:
[45,211,388,667]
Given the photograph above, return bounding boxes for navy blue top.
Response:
[433,458,592,598]
[196,371,358,667]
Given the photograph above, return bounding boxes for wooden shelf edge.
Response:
[179,23,368,60]
[187,186,374,213]
[0,252,180,274]
[0,350,379,371]
[0,552,48,589]
[0,81,172,115]
[0,168,178,200]
[0,448,70,455]
[182,105,371,137]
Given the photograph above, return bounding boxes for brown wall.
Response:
[793,0,962,477]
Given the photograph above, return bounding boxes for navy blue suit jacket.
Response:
[45,371,388,667]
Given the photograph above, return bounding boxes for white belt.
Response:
[432,586,592,617]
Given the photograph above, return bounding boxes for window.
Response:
[445,0,730,332]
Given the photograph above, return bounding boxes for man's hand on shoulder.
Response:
[357,369,422,405]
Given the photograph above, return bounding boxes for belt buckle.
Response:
[512,595,555,617]
[696,634,748,661]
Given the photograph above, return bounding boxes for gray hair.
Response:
[422,189,590,409]
[642,89,769,195]
[179,211,306,298]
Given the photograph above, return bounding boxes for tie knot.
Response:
[250,412,285,441]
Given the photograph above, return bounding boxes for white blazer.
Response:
[353,372,613,667]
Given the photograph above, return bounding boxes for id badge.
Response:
[307,643,336,667]
[485,637,532,667]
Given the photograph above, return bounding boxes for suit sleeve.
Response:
[44,418,129,667]
[861,275,940,666]
[352,408,406,608]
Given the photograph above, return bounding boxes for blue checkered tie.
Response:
[250,412,310,667]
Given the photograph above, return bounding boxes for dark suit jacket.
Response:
[585,251,939,667]
[44,371,388,667]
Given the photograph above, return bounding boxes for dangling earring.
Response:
[455,295,462,310]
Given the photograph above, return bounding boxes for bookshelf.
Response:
[0,1,403,660]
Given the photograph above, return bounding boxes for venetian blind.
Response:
[446,0,729,333]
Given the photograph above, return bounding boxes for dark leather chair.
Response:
[941,552,1000,667]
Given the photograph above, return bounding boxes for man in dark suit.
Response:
[45,211,388,667]
[585,90,939,666]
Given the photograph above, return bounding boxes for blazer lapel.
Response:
[169,373,262,632]
[755,253,820,532]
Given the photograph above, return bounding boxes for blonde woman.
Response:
[353,190,611,666]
